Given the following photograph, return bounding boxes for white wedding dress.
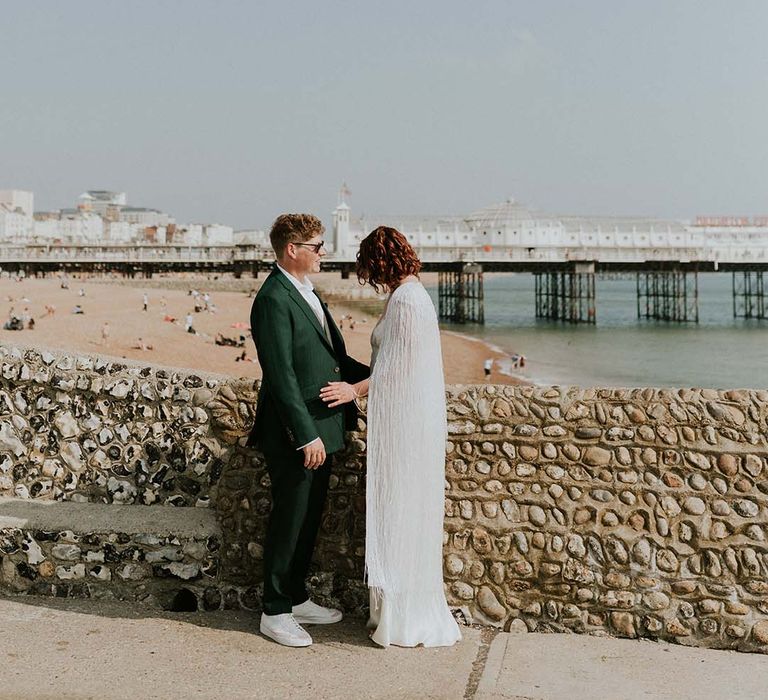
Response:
[365,280,461,648]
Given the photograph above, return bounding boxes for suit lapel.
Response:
[318,292,346,356]
[272,268,335,353]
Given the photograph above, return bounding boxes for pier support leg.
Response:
[534,263,596,324]
[438,263,484,324]
[733,271,766,319]
[636,269,699,322]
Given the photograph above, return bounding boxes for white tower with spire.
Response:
[332,182,352,258]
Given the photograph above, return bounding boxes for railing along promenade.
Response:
[0,243,268,266]
[1,242,768,267]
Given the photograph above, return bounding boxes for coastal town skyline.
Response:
[3,2,768,229]
[3,185,768,270]
[3,183,768,243]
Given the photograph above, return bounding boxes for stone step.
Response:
[0,497,222,607]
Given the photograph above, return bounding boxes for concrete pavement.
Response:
[476,632,768,700]
[0,596,765,700]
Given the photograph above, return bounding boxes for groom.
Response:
[248,213,369,647]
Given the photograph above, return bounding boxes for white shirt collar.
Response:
[276,262,314,293]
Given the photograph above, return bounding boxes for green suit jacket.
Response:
[247,266,369,456]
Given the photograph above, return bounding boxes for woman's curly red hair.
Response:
[356,226,422,294]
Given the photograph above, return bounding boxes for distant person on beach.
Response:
[321,225,460,649]
[72,305,84,315]
[78,288,85,297]
[185,313,195,334]
[510,353,526,369]
[132,337,153,351]
[484,358,493,379]
[27,318,35,330]
[248,213,369,648]
[216,332,246,347]
[142,293,148,312]
[101,322,110,346]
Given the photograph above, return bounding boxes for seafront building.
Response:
[0,190,34,218]
[76,190,127,218]
[1,189,234,246]
[233,228,268,246]
[0,190,35,242]
[33,210,104,242]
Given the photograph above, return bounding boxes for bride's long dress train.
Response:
[366,281,461,648]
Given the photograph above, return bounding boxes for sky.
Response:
[2,1,768,230]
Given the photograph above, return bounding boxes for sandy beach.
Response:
[0,273,524,385]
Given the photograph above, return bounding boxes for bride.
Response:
[320,226,461,648]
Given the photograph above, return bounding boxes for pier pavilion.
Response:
[329,196,768,324]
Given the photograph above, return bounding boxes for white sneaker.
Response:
[292,599,343,625]
[259,613,313,647]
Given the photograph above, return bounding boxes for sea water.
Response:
[430,273,768,390]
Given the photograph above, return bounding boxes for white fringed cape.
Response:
[365,281,461,648]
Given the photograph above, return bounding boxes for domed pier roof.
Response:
[464,197,536,230]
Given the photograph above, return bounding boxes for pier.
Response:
[534,262,596,324]
[428,259,768,325]
[733,270,767,319]
[2,243,768,324]
[437,263,484,323]
[636,267,699,323]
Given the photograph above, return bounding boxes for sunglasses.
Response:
[294,240,326,253]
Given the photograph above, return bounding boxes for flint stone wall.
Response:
[1,344,768,652]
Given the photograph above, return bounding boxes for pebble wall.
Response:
[439,384,768,652]
[1,345,767,652]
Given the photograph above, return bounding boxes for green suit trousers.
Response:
[262,449,331,615]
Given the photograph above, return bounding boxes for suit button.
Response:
[333,367,340,373]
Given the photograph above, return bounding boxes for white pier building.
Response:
[330,196,768,265]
